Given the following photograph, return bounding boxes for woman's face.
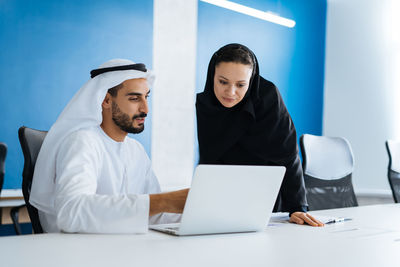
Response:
[213,62,253,108]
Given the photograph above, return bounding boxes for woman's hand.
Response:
[289,212,324,227]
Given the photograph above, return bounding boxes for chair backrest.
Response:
[385,140,400,203]
[18,126,48,233]
[0,142,7,193]
[300,134,358,210]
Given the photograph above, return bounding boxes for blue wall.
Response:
[0,0,154,189]
[1,0,327,188]
[196,0,327,147]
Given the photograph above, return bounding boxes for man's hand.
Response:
[149,189,189,216]
[289,212,324,227]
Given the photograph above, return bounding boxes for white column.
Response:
[324,0,400,195]
[152,0,198,190]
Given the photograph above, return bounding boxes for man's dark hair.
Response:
[214,44,255,69]
[107,83,124,97]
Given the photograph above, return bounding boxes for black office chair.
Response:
[385,140,400,203]
[0,143,7,224]
[17,126,48,234]
[0,143,6,194]
[300,134,358,210]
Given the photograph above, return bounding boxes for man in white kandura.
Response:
[30,59,188,233]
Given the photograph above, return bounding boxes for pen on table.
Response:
[326,218,352,224]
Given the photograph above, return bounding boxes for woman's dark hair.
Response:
[214,44,255,70]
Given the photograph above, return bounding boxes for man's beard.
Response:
[111,102,147,134]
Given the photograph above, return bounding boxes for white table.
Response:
[0,189,25,208]
[1,204,399,267]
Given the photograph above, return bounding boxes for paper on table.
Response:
[267,213,290,227]
[267,213,352,227]
[312,215,352,224]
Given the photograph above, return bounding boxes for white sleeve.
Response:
[54,133,149,234]
[143,154,161,194]
[143,153,182,225]
[139,150,182,225]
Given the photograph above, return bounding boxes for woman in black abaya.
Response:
[196,43,323,226]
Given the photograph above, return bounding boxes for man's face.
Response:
[111,78,150,134]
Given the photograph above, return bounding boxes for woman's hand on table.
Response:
[289,212,325,227]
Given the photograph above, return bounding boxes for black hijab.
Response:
[196,43,307,213]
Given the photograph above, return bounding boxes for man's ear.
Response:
[102,93,113,109]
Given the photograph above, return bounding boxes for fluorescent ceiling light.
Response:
[201,0,296,28]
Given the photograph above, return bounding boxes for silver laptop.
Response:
[150,164,285,236]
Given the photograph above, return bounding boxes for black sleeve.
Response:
[272,153,308,213]
[253,80,308,213]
